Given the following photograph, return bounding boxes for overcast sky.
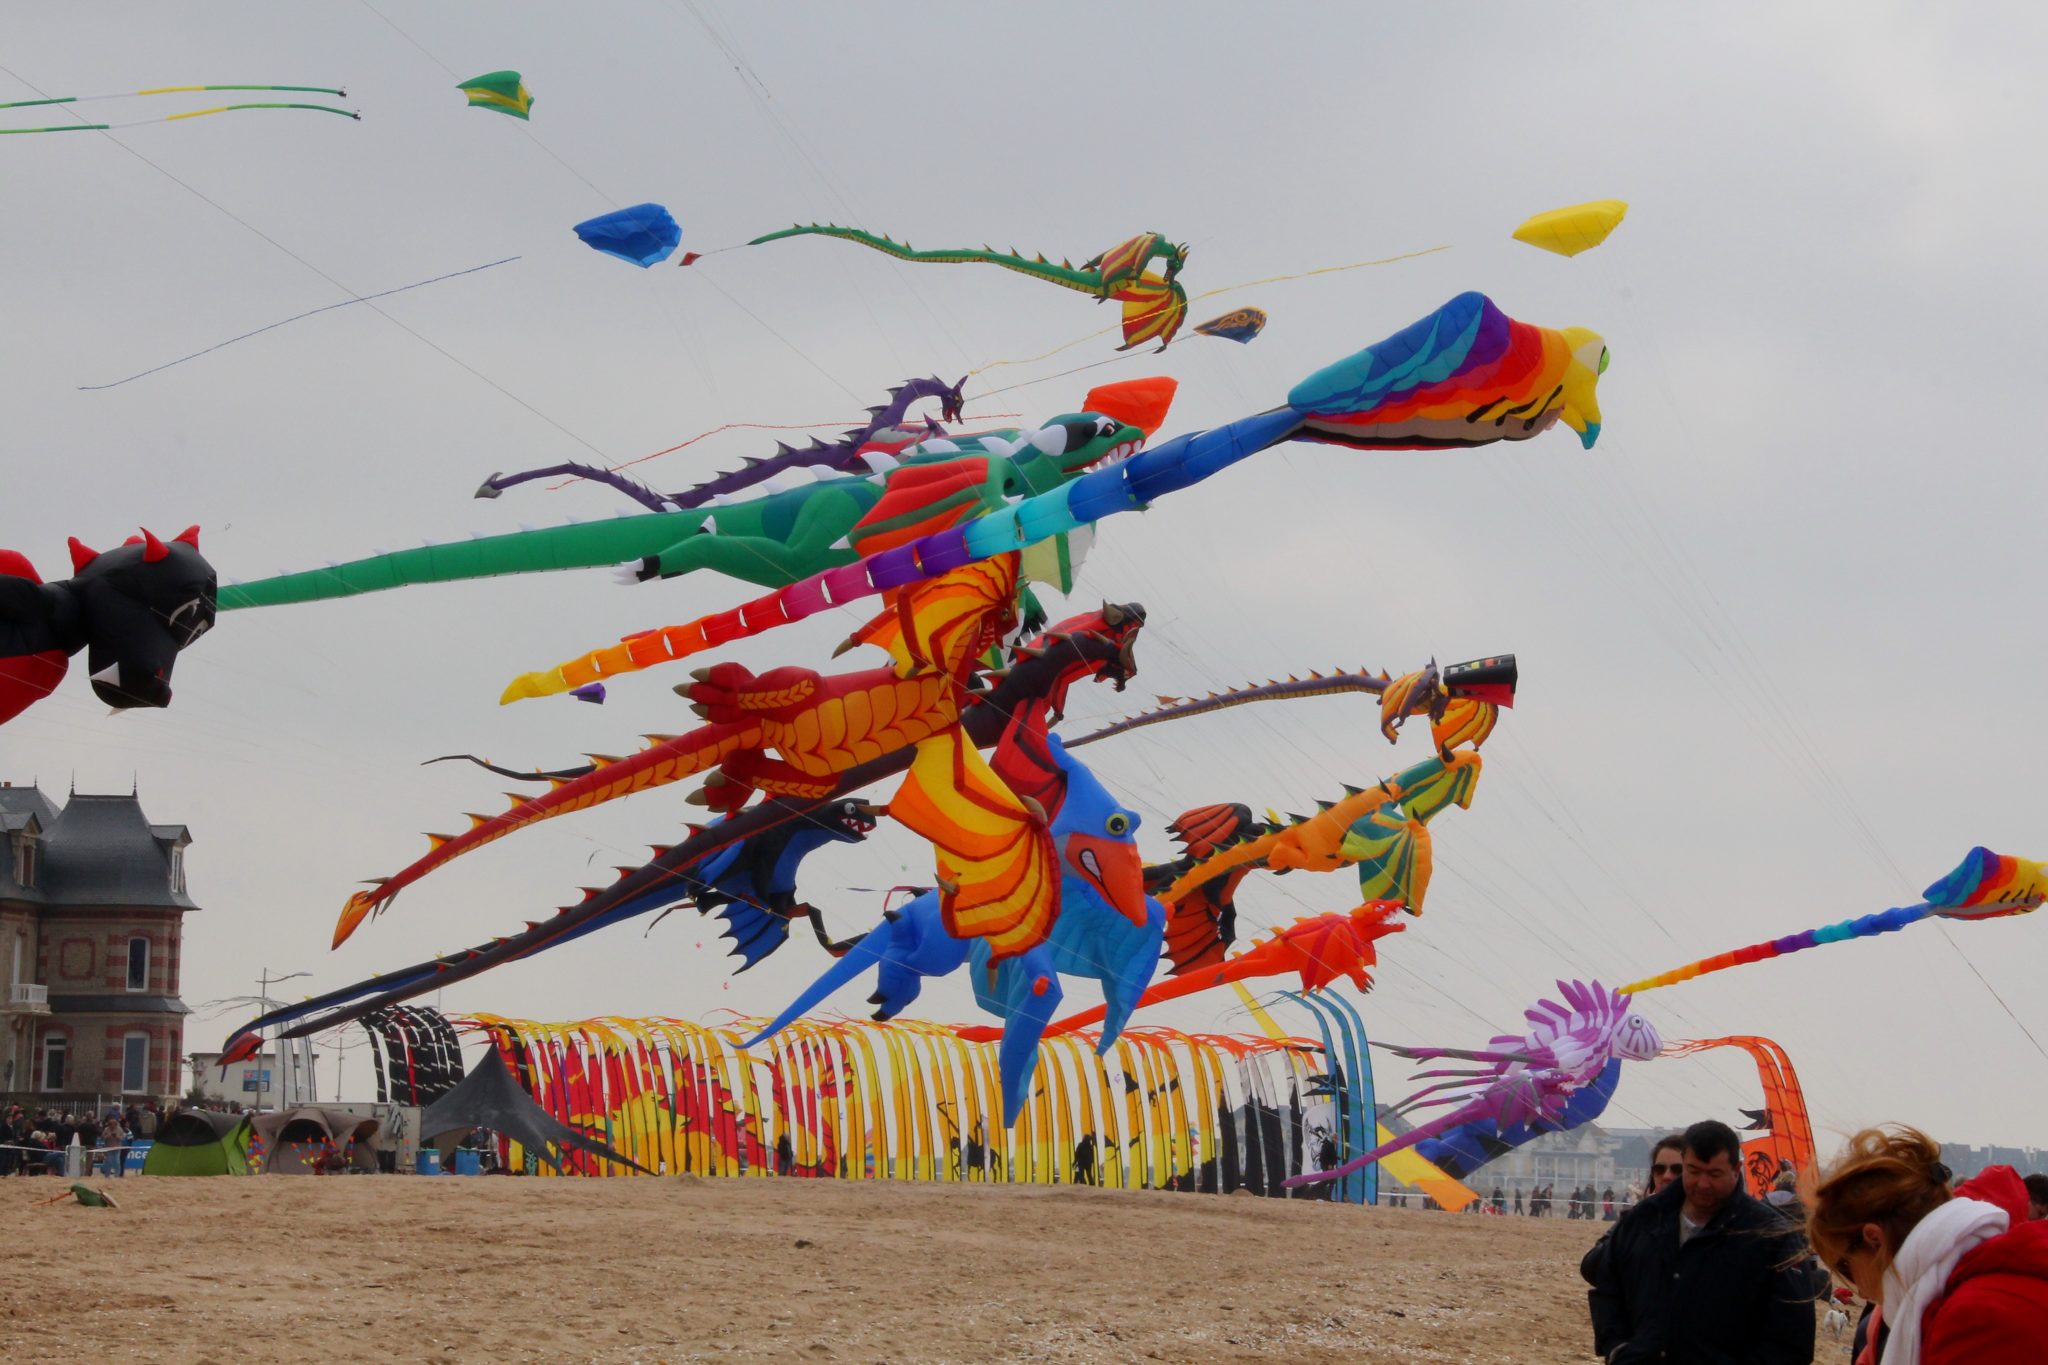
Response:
[7,3,2045,1148]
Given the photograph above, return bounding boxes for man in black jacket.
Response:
[1587,1120,1815,1364]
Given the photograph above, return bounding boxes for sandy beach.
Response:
[2,1176,1651,1363]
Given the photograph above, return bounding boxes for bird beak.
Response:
[1065,833,1147,927]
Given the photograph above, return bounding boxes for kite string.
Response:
[78,255,522,391]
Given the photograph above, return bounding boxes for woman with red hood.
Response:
[1807,1125,2048,1364]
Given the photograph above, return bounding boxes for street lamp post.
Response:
[255,969,309,1112]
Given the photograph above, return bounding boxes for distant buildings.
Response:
[0,782,195,1107]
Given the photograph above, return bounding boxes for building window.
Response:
[11,835,35,888]
[170,847,185,894]
[41,1033,66,1091]
[121,1033,150,1094]
[127,937,149,991]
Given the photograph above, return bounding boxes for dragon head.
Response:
[1023,412,1149,478]
[822,798,880,842]
[65,526,216,710]
[991,600,1146,721]
[1019,375,1178,479]
[1558,327,1608,449]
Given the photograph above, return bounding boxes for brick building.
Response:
[0,782,195,1107]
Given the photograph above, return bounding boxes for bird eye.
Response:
[1105,813,1130,836]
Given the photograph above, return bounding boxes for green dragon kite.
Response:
[218,378,1173,611]
[746,224,1191,350]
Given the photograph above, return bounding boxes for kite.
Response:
[221,604,1151,1055]
[1512,200,1628,257]
[0,528,215,726]
[745,733,1160,1125]
[1413,1057,1627,1182]
[1192,307,1268,344]
[958,900,1409,1044]
[216,377,1171,610]
[32,1184,119,1209]
[330,591,1136,946]
[1286,980,1663,1188]
[1663,1036,1815,1197]
[458,1010,1330,1192]
[419,1047,650,1174]
[748,224,1191,350]
[574,204,683,268]
[475,376,970,513]
[456,70,532,119]
[1160,750,1483,927]
[1069,654,1517,759]
[511,293,1606,693]
[0,84,357,134]
[1619,847,2048,994]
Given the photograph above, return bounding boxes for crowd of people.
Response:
[1581,1119,2048,1364]
[0,1099,164,1177]
[1495,1182,1623,1220]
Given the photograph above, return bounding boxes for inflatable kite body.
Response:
[456,70,532,119]
[574,204,682,267]
[636,799,878,970]
[1287,980,1661,1188]
[1512,200,1628,257]
[1161,750,1482,933]
[223,607,1152,1061]
[746,734,1158,1124]
[963,899,1410,1044]
[334,550,1028,946]
[749,224,1191,350]
[0,528,215,726]
[221,380,1167,613]
[519,295,1603,694]
[1193,307,1267,344]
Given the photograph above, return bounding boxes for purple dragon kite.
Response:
[474,376,966,513]
[1285,979,1663,1189]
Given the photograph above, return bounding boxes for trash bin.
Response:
[453,1149,482,1176]
[414,1149,441,1175]
[124,1140,152,1174]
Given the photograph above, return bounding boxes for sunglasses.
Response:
[1652,1163,1682,1176]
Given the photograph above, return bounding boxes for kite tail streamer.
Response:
[1619,848,2046,995]
[1618,904,1933,995]
[0,92,359,134]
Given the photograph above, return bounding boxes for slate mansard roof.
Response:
[0,784,198,911]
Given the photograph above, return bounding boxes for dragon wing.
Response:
[888,727,1058,963]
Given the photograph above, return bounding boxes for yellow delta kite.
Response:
[1513,200,1628,257]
